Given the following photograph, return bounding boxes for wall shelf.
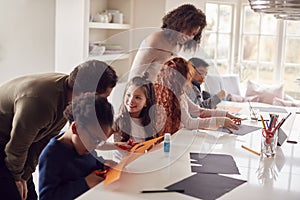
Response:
[88,53,129,61]
[89,22,130,29]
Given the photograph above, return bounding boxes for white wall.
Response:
[55,0,86,73]
[131,0,165,50]
[0,0,55,84]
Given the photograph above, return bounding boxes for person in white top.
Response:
[97,73,158,162]
[154,57,239,135]
[128,4,207,82]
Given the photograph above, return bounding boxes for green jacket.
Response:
[0,73,69,181]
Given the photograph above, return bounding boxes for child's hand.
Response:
[93,169,108,177]
[217,90,226,99]
[85,172,105,188]
[127,139,138,147]
[115,142,132,150]
[216,117,239,133]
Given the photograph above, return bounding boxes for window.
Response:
[203,0,300,100]
[203,2,234,74]
[283,20,300,99]
[239,5,277,85]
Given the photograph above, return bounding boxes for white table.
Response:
[77,101,300,200]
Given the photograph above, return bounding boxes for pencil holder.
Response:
[250,108,259,121]
[261,128,278,158]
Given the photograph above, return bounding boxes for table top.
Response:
[77,101,300,200]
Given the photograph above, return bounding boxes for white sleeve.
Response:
[180,95,218,129]
[184,94,227,118]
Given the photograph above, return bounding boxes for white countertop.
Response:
[77,101,300,200]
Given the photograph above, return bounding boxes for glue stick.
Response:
[164,133,171,153]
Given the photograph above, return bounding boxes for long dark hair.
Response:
[154,57,194,135]
[114,73,157,142]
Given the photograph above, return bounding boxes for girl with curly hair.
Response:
[39,93,115,200]
[97,73,158,162]
[154,57,239,135]
[128,4,207,81]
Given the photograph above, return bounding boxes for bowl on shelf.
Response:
[89,45,106,56]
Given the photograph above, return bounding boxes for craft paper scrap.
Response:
[104,136,164,185]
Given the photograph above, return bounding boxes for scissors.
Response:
[232,118,241,125]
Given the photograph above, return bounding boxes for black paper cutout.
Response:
[166,153,247,200]
[190,153,240,174]
[218,124,261,135]
[166,173,246,200]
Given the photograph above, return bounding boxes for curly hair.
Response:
[161,4,207,51]
[154,57,195,135]
[67,60,118,95]
[63,92,114,128]
[114,72,158,142]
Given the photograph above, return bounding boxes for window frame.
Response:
[203,0,300,99]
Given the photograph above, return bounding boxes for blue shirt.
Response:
[38,133,105,200]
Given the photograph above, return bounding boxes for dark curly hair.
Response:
[154,57,195,135]
[114,72,158,142]
[67,60,118,96]
[161,4,207,51]
[63,92,114,129]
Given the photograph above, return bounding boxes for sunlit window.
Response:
[240,5,277,85]
[284,21,300,99]
[203,3,234,74]
[203,1,300,100]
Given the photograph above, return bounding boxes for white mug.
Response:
[112,12,123,24]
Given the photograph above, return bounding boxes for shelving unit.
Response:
[55,0,134,76]
[55,0,165,76]
[86,0,134,76]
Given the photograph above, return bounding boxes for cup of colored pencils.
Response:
[260,115,278,158]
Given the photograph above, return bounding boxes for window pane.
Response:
[284,66,300,100]
[203,33,216,59]
[286,21,300,35]
[217,34,229,59]
[259,36,275,62]
[240,63,256,82]
[261,14,277,35]
[244,6,260,34]
[258,63,274,84]
[285,39,300,63]
[219,5,232,33]
[242,36,258,61]
[216,61,228,74]
[285,21,300,100]
[206,3,218,32]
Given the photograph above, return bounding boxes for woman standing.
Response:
[128,4,207,81]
